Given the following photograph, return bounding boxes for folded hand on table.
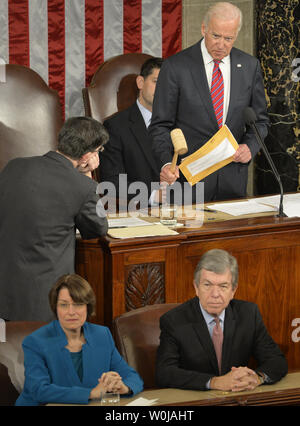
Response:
[89,371,130,400]
[210,366,261,392]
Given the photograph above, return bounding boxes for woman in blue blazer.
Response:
[16,274,143,406]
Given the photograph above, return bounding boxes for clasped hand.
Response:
[211,366,261,392]
[89,371,129,400]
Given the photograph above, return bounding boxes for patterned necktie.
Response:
[212,316,223,374]
[211,60,224,128]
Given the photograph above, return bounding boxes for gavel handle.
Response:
[170,152,178,173]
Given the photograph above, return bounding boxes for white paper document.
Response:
[126,397,158,406]
[206,200,277,216]
[108,217,152,228]
[186,138,236,177]
[252,193,300,217]
[282,201,300,217]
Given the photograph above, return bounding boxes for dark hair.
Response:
[49,274,96,319]
[57,116,109,160]
[140,57,163,79]
[194,249,239,289]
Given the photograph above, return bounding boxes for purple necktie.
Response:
[212,317,223,374]
[211,60,224,128]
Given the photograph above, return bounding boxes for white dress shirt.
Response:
[136,99,152,129]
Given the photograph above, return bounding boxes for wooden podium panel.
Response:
[76,214,300,371]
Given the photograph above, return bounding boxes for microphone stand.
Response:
[249,122,286,217]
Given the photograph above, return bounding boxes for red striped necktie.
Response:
[211,60,224,128]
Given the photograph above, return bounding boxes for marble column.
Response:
[255,0,300,195]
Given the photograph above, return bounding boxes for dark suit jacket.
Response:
[0,151,108,321]
[156,297,287,390]
[149,40,270,202]
[100,103,160,206]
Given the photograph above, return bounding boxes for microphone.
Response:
[244,107,286,217]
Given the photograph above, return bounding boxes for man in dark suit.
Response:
[99,57,163,209]
[0,117,108,321]
[149,2,269,202]
[156,249,287,391]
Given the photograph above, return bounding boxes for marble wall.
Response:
[255,0,300,194]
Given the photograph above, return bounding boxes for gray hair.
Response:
[203,2,243,33]
[194,249,238,289]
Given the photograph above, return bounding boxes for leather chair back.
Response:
[82,52,153,123]
[0,64,62,172]
[0,321,45,406]
[113,303,179,389]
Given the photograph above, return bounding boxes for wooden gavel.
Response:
[170,128,188,173]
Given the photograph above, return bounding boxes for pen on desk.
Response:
[109,226,127,229]
[197,208,218,213]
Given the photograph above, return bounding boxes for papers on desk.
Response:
[108,217,153,228]
[179,125,239,185]
[206,200,277,216]
[253,193,300,218]
[108,223,178,239]
[126,397,158,406]
[206,193,300,217]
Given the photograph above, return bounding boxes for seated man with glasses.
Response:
[156,249,287,391]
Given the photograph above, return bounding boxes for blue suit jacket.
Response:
[16,321,143,406]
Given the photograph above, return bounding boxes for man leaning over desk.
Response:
[156,249,287,391]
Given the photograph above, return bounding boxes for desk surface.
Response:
[92,372,300,406]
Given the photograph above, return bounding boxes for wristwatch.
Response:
[257,371,266,385]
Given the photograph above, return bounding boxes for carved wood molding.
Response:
[125,263,165,311]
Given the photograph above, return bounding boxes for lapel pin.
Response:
[237,64,242,68]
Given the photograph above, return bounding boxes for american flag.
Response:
[0,0,182,119]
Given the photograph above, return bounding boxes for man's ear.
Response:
[231,285,238,299]
[136,75,144,90]
[193,280,200,297]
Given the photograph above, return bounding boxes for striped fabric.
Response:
[211,59,224,128]
[0,0,182,119]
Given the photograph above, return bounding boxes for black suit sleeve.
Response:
[155,315,214,390]
[239,59,270,158]
[252,304,288,383]
[100,118,127,196]
[75,183,108,239]
[149,60,179,169]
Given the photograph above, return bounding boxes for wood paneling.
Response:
[76,215,300,371]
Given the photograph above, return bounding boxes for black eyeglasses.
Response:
[94,145,105,153]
